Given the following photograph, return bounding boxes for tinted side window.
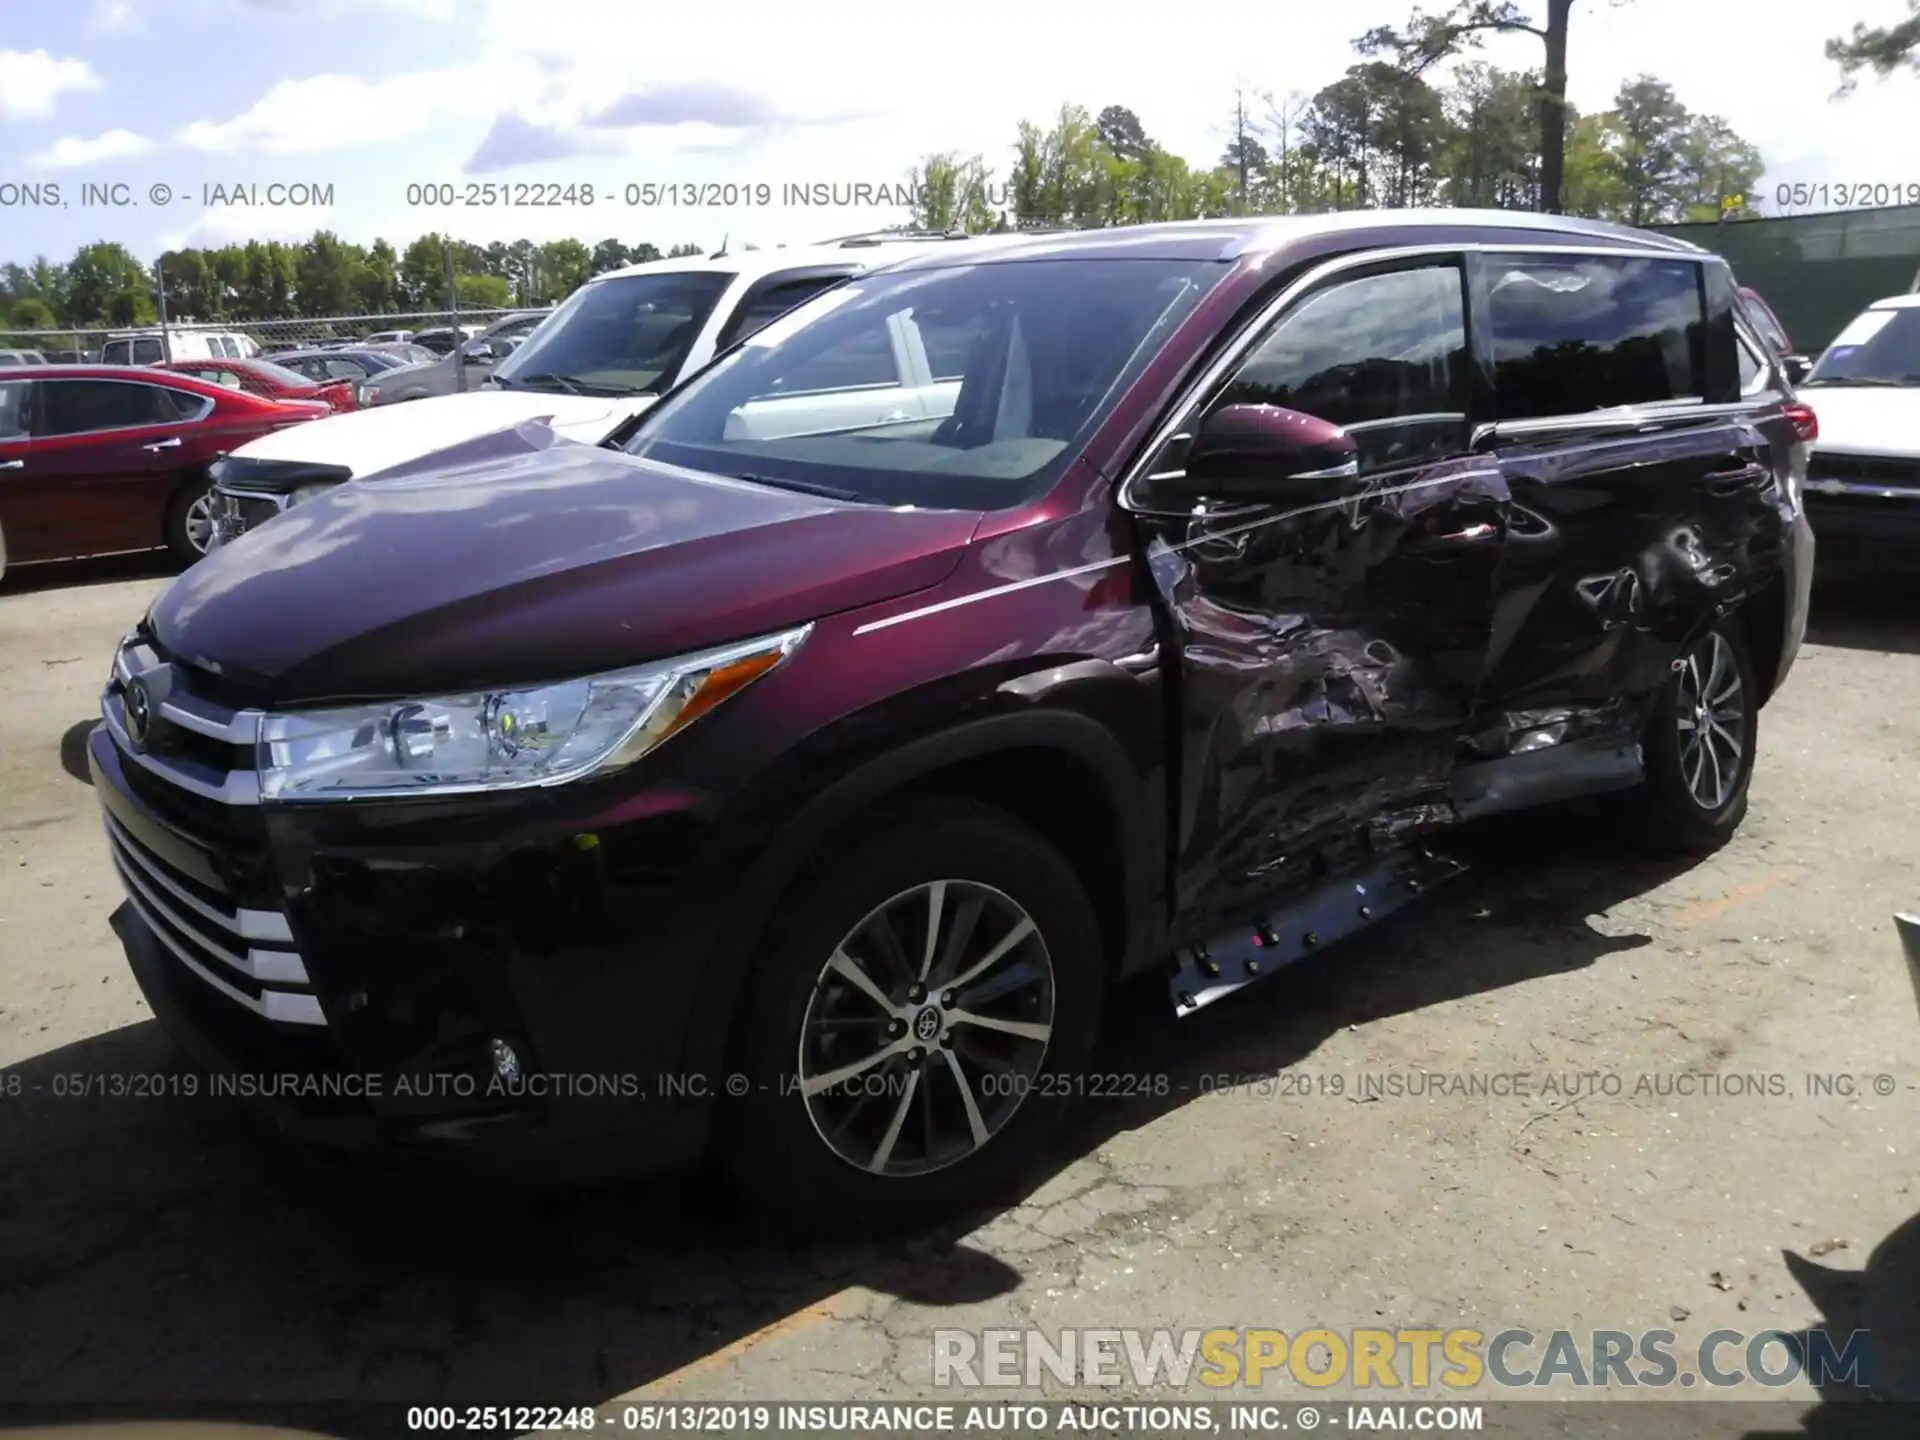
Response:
[717,275,848,350]
[0,380,28,439]
[1487,255,1704,419]
[131,338,164,365]
[1201,263,1469,476]
[323,358,368,380]
[39,380,175,434]
[165,387,210,418]
[101,340,132,365]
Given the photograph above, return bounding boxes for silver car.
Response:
[359,312,548,405]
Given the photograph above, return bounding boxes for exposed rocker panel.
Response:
[1450,737,1644,823]
[1168,847,1470,1015]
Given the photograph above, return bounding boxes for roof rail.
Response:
[812,227,974,248]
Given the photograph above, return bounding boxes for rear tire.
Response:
[1630,618,1759,855]
[717,798,1104,1236]
[164,479,216,564]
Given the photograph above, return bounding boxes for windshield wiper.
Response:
[499,372,585,394]
[728,472,861,501]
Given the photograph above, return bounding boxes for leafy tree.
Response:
[537,239,593,300]
[294,231,358,317]
[906,152,998,232]
[1603,75,1689,225]
[666,243,704,258]
[590,239,630,275]
[158,248,219,320]
[1436,63,1539,208]
[1358,0,1582,211]
[65,242,151,325]
[629,242,664,265]
[354,238,400,313]
[1095,105,1151,161]
[8,296,56,329]
[1829,2,1920,92]
[455,273,511,307]
[1672,114,1763,221]
[399,234,450,310]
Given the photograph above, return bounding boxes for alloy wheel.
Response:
[796,879,1055,1178]
[183,493,216,554]
[1675,631,1745,810]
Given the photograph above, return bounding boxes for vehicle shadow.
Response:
[0,807,1690,1435]
[1807,574,1920,658]
[0,549,178,597]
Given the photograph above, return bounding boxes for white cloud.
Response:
[0,50,101,120]
[88,0,144,34]
[157,202,337,252]
[174,68,519,156]
[28,128,156,170]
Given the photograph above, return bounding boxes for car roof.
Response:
[591,235,1003,285]
[855,210,1709,272]
[12,363,240,391]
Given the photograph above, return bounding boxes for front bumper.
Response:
[90,716,725,1176]
[209,486,293,548]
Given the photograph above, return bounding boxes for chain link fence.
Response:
[0,308,530,360]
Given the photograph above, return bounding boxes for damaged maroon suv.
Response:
[92,211,1814,1230]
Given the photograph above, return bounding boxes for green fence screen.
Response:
[1648,206,1920,352]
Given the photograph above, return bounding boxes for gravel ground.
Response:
[2,554,1916,1434]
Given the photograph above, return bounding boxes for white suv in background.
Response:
[101,329,262,365]
[205,233,1000,544]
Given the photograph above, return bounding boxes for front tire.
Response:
[717,799,1104,1235]
[1632,618,1759,854]
[163,479,216,564]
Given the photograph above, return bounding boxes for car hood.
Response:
[149,420,981,704]
[225,388,651,481]
[1802,386,1920,460]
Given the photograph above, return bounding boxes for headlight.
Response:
[289,481,340,506]
[256,625,809,801]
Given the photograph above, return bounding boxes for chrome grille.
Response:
[101,635,325,1028]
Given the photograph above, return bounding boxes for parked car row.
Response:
[85,209,1819,1231]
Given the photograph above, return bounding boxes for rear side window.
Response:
[915,310,988,381]
[322,358,368,380]
[716,274,849,351]
[101,339,131,365]
[165,386,211,418]
[38,380,179,433]
[1486,255,1704,419]
[132,338,164,365]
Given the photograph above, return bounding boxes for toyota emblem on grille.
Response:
[124,677,153,750]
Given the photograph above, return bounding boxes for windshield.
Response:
[624,258,1221,510]
[492,270,735,397]
[1804,307,1920,387]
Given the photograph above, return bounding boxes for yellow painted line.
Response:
[1673,866,1804,928]
[613,1289,862,1400]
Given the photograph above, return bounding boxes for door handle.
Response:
[143,437,182,452]
[0,459,21,471]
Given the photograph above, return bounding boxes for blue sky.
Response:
[4,0,1918,267]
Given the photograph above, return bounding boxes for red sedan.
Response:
[0,365,328,577]
[159,356,360,414]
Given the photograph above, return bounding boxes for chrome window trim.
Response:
[1117,240,1713,511]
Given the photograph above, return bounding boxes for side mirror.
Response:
[1172,404,1358,500]
[463,341,494,364]
[1782,354,1812,387]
